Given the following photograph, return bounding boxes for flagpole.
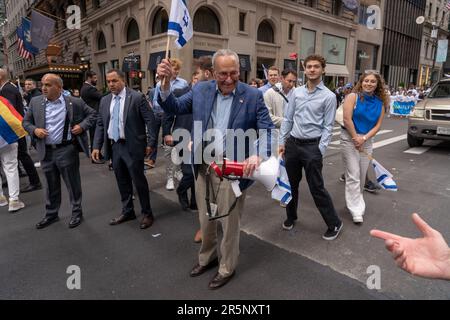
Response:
[162,35,172,87]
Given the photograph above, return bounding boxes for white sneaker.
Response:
[174,170,183,182]
[352,216,363,224]
[166,178,175,191]
[0,195,8,207]
[9,199,25,213]
[34,162,41,168]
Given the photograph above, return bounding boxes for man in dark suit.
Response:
[157,49,275,289]
[92,69,157,230]
[24,78,42,106]
[0,68,42,193]
[80,70,104,163]
[22,74,97,229]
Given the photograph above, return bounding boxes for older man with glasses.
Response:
[157,49,274,290]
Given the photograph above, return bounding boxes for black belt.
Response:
[46,141,73,149]
[290,136,321,144]
[112,139,126,144]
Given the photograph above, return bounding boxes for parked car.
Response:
[408,79,450,147]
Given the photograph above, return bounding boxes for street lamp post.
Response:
[431,21,438,85]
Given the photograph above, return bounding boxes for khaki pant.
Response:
[195,164,246,277]
[341,130,373,219]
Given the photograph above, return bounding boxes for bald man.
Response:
[23,74,97,229]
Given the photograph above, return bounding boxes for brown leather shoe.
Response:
[109,214,136,225]
[193,229,202,243]
[208,271,235,290]
[140,215,154,229]
[189,258,218,277]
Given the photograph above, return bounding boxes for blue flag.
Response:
[17,18,39,58]
[168,0,193,48]
[30,10,55,50]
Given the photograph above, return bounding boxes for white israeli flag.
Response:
[168,0,193,48]
[372,159,398,192]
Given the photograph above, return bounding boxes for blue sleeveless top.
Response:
[352,93,383,135]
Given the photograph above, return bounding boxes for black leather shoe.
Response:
[177,191,190,211]
[140,215,154,229]
[109,214,136,225]
[190,258,219,277]
[208,271,235,290]
[36,216,59,229]
[91,159,106,164]
[20,183,43,193]
[69,216,83,228]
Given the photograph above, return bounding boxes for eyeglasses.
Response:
[216,71,239,80]
[365,70,380,75]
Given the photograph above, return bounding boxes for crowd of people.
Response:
[0,49,448,290]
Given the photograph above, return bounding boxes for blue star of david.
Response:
[183,10,189,27]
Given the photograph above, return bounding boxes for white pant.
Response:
[0,143,20,201]
[163,144,180,180]
[341,130,373,219]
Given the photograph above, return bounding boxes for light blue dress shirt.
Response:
[45,95,71,145]
[152,77,188,113]
[280,82,337,155]
[258,83,272,94]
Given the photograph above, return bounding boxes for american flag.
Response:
[16,26,33,60]
[446,0,450,11]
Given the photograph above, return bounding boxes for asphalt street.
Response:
[0,116,449,299]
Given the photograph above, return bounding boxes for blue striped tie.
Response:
[112,96,121,142]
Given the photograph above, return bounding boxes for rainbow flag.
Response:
[0,96,27,149]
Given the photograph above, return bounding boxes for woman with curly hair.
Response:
[341,70,389,224]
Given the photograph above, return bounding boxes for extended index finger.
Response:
[370,229,402,242]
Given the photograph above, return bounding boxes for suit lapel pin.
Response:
[239,98,244,104]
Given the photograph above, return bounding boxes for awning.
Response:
[193,49,215,59]
[238,54,251,72]
[122,55,141,72]
[147,51,168,71]
[325,64,350,77]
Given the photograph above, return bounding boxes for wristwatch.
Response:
[363,136,367,141]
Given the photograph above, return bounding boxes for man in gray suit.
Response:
[92,69,157,230]
[23,74,96,229]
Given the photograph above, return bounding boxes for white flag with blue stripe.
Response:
[271,157,293,205]
[168,0,193,48]
[372,159,398,192]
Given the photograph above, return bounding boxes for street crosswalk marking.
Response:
[403,147,432,155]
[373,134,407,149]
[403,140,442,154]
[330,130,394,145]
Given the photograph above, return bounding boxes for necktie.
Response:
[112,95,121,142]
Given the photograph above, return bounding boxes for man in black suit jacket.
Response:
[0,68,42,193]
[92,69,157,230]
[80,70,104,161]
[23,74,97,229]
[24,78,42,106]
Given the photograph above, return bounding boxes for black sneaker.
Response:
[282,219,295,231]
[364,180,379,193]
[322,221,343,241]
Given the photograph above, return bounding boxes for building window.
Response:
[98,62,107,89]
[110,24,115,43]
[193,6,221,35]
[126,19,140,42]
[79,0,86,17]
[307,0,317,8]
[331,0,343,16]
[239,12,246,32]
[300,29,316,58]
[97,31,106,50]
[152,7,168,35]
[111,59,119,69]
[92,0,100,9]
[322,33,347,65]
[257,20,274,43]
[288,23,294,41]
